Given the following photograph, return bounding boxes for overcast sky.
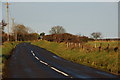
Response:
[2,2,118,38]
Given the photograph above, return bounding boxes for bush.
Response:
[43,33,92,43]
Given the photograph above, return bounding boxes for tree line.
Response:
[0,20,103,43]
[0,20,39,43]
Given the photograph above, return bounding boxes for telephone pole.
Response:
[12,18,17,41]
[5,1,11,41]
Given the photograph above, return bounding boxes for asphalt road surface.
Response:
[5,43,119,79]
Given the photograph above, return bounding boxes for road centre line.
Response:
[31,50,35,56]
[30,50,70,78]
[32,53,35,56]
[50,67,69,77]
[39,60,48,66]
[31,50,33,53]
[35,56,39,60]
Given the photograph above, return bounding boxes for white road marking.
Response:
[31,50,35,56]
[40,60,48,65]
[31,50,70,77]
[35,56,39,60]
[32,53,35,56]
[31,50,33,53]
[50,67,69,77]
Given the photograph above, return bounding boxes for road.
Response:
[5,43,118,79]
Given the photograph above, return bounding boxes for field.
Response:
[32,40,119,75]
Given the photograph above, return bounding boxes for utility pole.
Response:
[12,18,17,41]
[5,1,11,41]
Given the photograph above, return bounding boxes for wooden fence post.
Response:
[75,43,77,47]
[78,43,80,47]
[95,43,97,48]
[67,42,69,48]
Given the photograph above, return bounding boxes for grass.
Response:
[1,42,19,55]
[1,41,23,62]
[32,40,119,75]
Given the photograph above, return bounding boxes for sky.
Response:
[1,0,119,2]
[1,1,119,38]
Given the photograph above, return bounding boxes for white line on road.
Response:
[31,50,70,78]
[31,50,33,53]
[40,60,48,66]
[35,56,39,60]
[31,50,35,56]
[50,67,69,77]
[32,53,35,56]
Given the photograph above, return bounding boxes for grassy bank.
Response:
[32,40,119,75]
[1,41,23,61]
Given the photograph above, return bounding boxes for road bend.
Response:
[5,43,119,79]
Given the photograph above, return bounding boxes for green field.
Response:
[32,40,119,75]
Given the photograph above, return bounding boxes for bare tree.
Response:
[49,26,66,34]
[12,24,30,41]
[0,20,7,33]
[91,32,102,39]
[12,24,29,34]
